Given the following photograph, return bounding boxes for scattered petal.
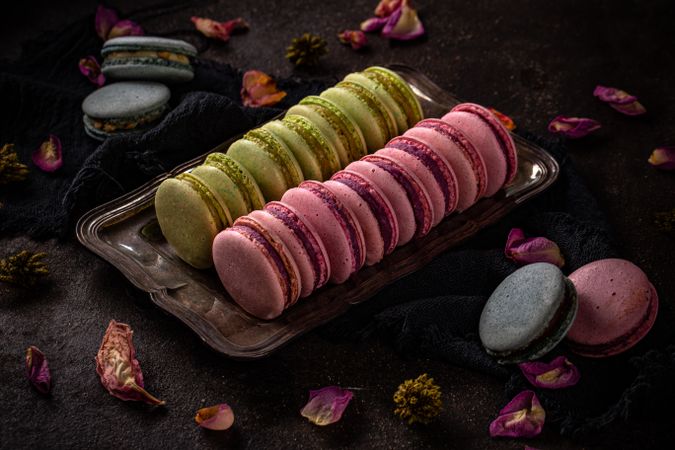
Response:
[32,135,63,173]
[519,356,580,389]
[191,16,249,42]
[338,30,368,50]
[79,56,106,87]
[381,0,426,41]
[593,85,646,116]
[393,373,442,425]
[95,5,119,40]
[547,115,601,138]
[195,404,234,430]
[107,19,144,40]
[648,147,675,170]
[375,0,403,17]
[360,16,389,32]
[25,346,51,394]
[95,320,165,405]
[240,70,287,108]
[505,228,565,267]
[489,390,545,438]
[300,386,353,426]
[609,100,647,116]
[488,107,516,131]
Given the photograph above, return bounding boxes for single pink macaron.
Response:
[404,119,487,211]
[212,215,301,320]
[325,172,399,266]
[250,201,330,298]
[565,258,659,358]
[383,136,459,224]
[281,181,366,284]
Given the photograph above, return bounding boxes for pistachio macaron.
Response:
[363,66,424,129]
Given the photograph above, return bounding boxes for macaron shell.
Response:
[566,258,659,357]
[286,104,350,169]
[283,114,342,180]
[82,81,170,119]
[345,72,408,135]
[263,120,324,181]
[102,63,194,83]
[191,165,249,220]
[204,153,265,212]
[363,66,424,127]
[442,110,507,197]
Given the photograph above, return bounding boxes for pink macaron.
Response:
[212,215,301,320]
[404,119,487,211]
[383,136,459,224]
[281,181,366,284]
[250,202,330,297]
[565,258,659,358]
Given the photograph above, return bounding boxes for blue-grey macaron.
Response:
[101,36,197,83]
[478,262,578,364]
[81,81,171,141]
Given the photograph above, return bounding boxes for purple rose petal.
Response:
[32,135,63,173]
[107,19,144,40]
[361,16,389,32]
[25,346,51,394]
[519,356,580,389]
[338,30,368,50]
[489,390,545,438]
[79,56,105,87]
[300,386,353,426]
[609,100,647,116]
[375,0,403,17]
[195,404,235,430]
[381,1,426,41]
[548,115,601,138]
[593,85,646,116]
[505,228,565,267]
[648,146,675,170]
[95,5,119,40]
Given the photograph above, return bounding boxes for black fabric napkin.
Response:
[2,14,674,441]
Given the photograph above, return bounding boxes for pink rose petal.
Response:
[107,19,144,40]
[547,115,601,138]
[79,56,105,87]
[609,100,647,116]
[593,85,646,116]
[489,107,516,131]
[300,386,353,426]
[338,30,368,50]
[360,16,389,33]
[241,70,287,108]
[505,228,565,267]
[25,346,51,394]
[375,0,403,17]
[195,404,234,430]
[191,16,249,42]
[519,356,580,389]
[95,320,164,406]
[95,5,119,40]
[381,1,426,41]
[489,390,545,438]
[648,146,675,170]
[32,135,63,173]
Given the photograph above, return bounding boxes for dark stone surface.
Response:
[1,0,674,449]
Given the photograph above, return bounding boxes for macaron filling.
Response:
[416,119,487,201]
[244,128,303,187]
[103,51,193,70]
[176,173,230,229]
[86,103,168,133]
[282,115,341,178]
[362,155,432,238]
[364,67,423,127]
[386,136,457,215]
[300,181,364,273]
[337,81,397,140]
[331,172,397,255]
[204,153,265,212]
[265,202,329,290]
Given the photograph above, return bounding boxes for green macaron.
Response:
[203,152,265,213]
[363,66,424,128]
[344,72,409,136]
[154,172,232,269]
[227,128,304,201]
[283,114,342,179]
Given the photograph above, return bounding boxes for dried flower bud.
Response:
[0,143,29,186]
[286,33,328,66]
[393,373,442,425]
[0,250,48,287]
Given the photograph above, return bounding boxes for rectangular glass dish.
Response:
[76,64,559,359]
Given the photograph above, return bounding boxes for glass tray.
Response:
[76,64,559,359]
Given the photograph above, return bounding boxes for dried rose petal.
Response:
[593,85,646,116]
[489,390,545,438]
[95,320,164,405]
[381,0,425,41]
[25,346,51,394]
[79,56,105,87]
[241,70,287,108]
[519,356,580,389]
[107,19,144,40]
[95,5,119,40]
[547,115,601,138]
[488,107,516,131]
[300,386,353,426]
[32,135,63,173]
[609,101,647,116]
[191,16,249,42]
[360,16,389,33]
[505,228,564,267]
[648,146,675,170]
[338,30,368,50]
[195,404,234,430]
[375,0,403,17]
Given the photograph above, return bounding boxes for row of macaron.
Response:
[212,103,518,320]
[155,66,425,268]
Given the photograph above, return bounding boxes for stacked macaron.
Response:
[213,102,519,319]
[156,66,424,268]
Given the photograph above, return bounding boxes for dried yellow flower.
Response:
[393,373,442,425]
[286,33,328,66]
[0,143,29,186]
[0,250,48,287]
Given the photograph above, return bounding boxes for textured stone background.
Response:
[1,0,674,448]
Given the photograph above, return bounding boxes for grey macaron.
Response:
[82,81,171,141]
[478,262,578,364]
[101,36,197,83]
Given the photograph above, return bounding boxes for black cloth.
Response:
[2,14,674,442]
